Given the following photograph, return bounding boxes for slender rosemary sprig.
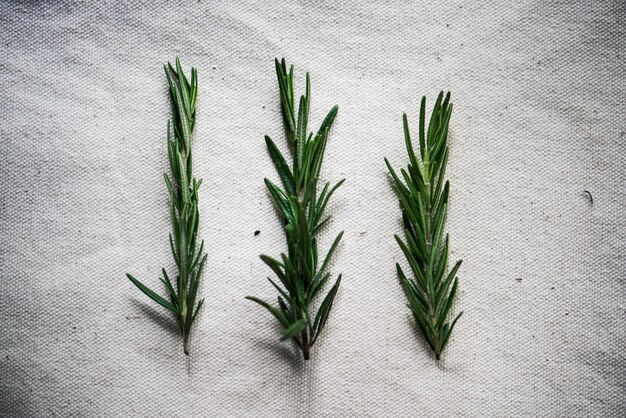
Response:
[385,92,462,360]
[246,58,344,361]
[126,58,206,355]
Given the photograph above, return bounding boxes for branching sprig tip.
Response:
[386,91,462,360]
[127,58,205,355]
[247,58,343,361]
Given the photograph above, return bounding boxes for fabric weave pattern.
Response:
[0,1,624,416]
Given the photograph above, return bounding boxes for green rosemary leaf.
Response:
[127,274,177,314]
[314,179,345,226]
[267,277,293,306]
[277,295,291,315]
[404,228,427,270]
[308,272,330,304]
[311,275,341,344]
[384,158,410,200]
[168,233,180,269]
[318,105,338,138]
[296,95,307,170]
[296,74,310,170]
[275,59,295,143]
[433,236,449,285]
[440,312,463,352]
[310,127,329,184]
[427,92,444,146]
[403,113,419,170]
[191,298,204,325]
[397,264,428,309]
[431,204,448,249]
[265,135,296,196]
[189,68,198,110]
[432,182,450,225]
[160,269,177,302]
[394,235,427,290]
[395,191,420,232]
[317,231,344,278]
[316,182,330,208]
[436,277,459,329]
[418,96,426,159]
[277,297,298,331]
[287,64,295,111]
[429,205,447,267]
[175,59,192,120]
[260,255,287,285]
[386,92,462,360]
[190,240,205,271]
[127,59,205,355]
[313,215,332,234]
[436,260,462,304]
[245,296,290,328]
[410,304,436,351]
[264,178,292,220]
[249,59,343,361]
[280,319,307,341]
[186,254,207,319]
[163,172,175,201]
[400,169,422,208]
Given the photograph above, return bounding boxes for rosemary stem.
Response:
[301,329,311,360]
[183,336,189,356]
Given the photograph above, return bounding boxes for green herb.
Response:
[385,92,462,360]
[246,58,344,360]
[126,58,205,355]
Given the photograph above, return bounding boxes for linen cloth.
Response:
[1,1,624,416]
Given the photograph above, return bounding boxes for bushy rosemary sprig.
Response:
[246,58,344,361]
[126,58,206,355]
[385,92,462,360]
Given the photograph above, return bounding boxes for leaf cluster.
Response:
[247,59,344,360]
[385,92,462,360]
[127,59,205,355]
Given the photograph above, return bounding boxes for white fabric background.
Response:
[1,1,624,416]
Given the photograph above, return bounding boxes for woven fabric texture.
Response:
[1,1,624,416]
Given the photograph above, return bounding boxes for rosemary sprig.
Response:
[126,58,206,355]
[246,58,344,361]
[385,92,462,360]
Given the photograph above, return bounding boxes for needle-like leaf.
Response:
[127,274,177,313]
[265,135,296,196]
[280,319,307,341]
